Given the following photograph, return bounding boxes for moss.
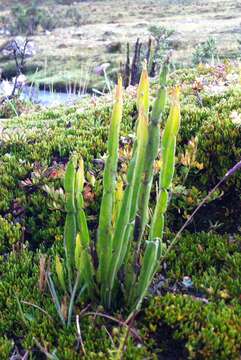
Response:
[166,232,241,301]
[142,231,241,359]
[0,337,12,359]
[0,67,241,253]
[145,294,241,360]
[0,215,23,253]
[1,232,240,358]
[0,247,153,359]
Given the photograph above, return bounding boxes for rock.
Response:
[94,63,110,75]
[103,30,115,38]
[58,43,68,49]
[0,28,10,36]
[168,38,183,50]
[106,41,122,53]
[182,276,193,288]
[0,80,13,97]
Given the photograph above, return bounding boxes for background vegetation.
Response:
[0,0,241,91]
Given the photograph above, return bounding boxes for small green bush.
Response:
[0,215,22,253]
[148,25,175,71]
[192,37,219,65]
[10,1,56,35]
[166,232,241,300]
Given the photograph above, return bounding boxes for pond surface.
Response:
[20,85,84,106]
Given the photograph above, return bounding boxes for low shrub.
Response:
[9,2,56,35]
[166,232,241,301]
[192,37,219,65]
[0,215,22,253]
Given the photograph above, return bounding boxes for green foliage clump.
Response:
[179,92,241,190]
[10,1,56,35]
[0,98,31,119]
[148,25,175,67]
[0,337,12,358]
[0,215,22,253]
[49,64,178,321]
[0,232,240,358]
[192,37,219,65]
[0,247,153,359]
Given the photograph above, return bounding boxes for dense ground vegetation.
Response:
[0,63,240,358]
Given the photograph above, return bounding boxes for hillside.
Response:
[0,0,241,90]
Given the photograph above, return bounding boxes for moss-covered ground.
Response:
[0,64,240,359]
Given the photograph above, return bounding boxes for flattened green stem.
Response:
[64,159,77,274]
[112,179,123,227]
[75,159,94,296]
[105,150,137,308]
[97,78,123,301]
[55,255,66,293]
[131,240,159,311]
[150,87,181,241]
[118,66,151,270]
[106,69,149,308]
[137,62,149,115]
[125,62,169,304]
[149,189,168,240]
[134,61,169,250]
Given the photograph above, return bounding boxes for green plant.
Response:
[47,61,182,323]
[192,37,219,65]
[148,25,175,75]
[10,1,56,35]
[65,6,83,26]
[0,215,22,253]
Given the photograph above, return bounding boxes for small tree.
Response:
[192,37,219,65]
[10,1,55,35]
[148,25,175,76]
